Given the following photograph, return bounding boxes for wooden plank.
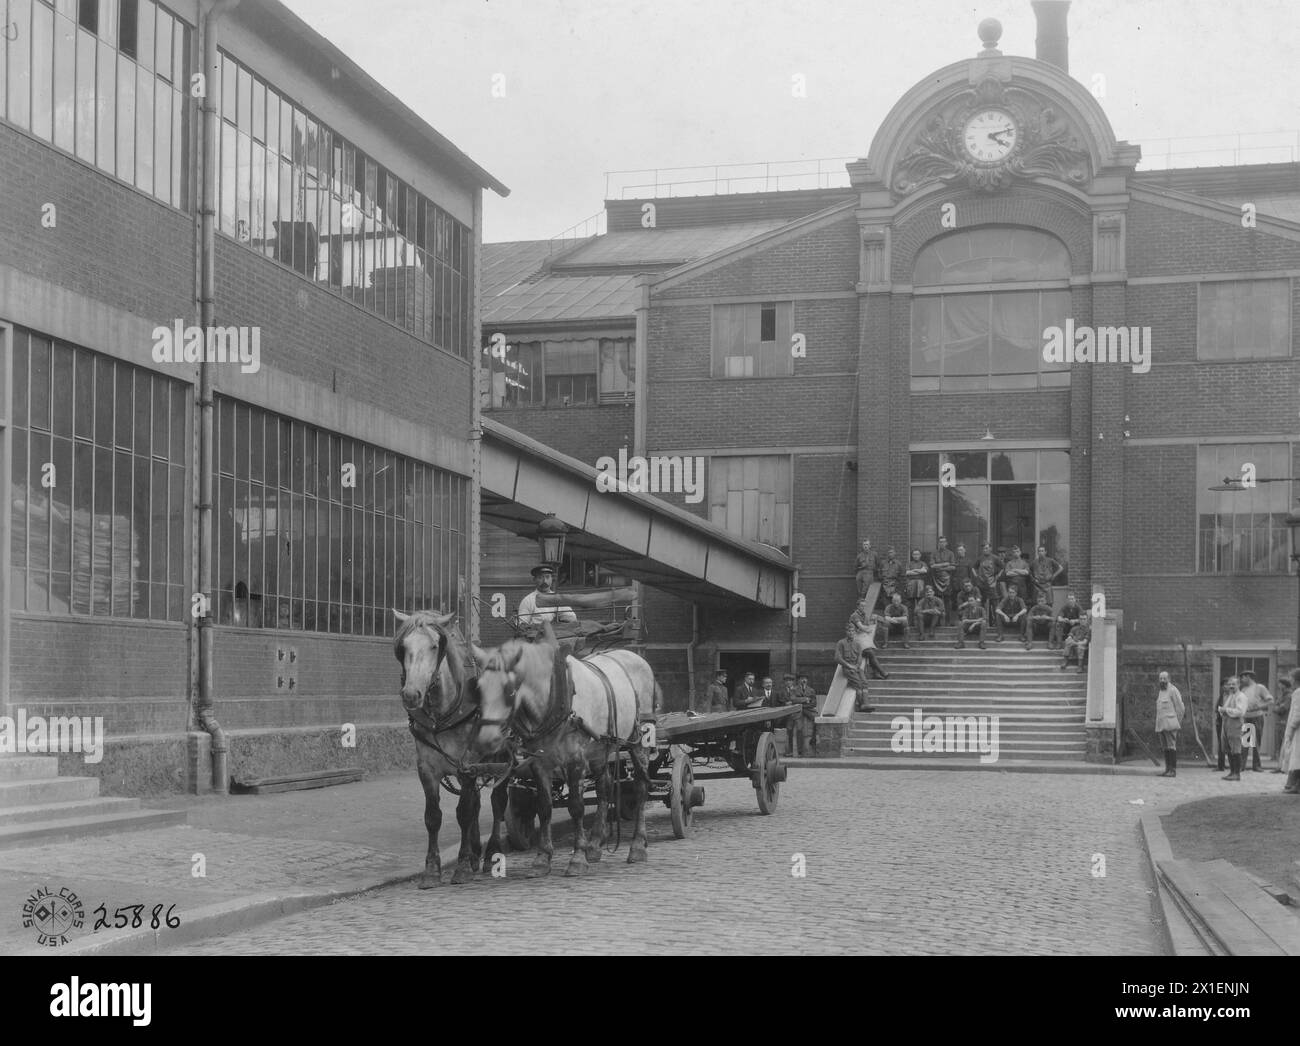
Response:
[658,704,798,743]
[773,502,790,549]
[1199,859,1300,955]
[758,492,776,545]
[742,456,760,491]
[742,489,759,539]
[1159,860,1289,956]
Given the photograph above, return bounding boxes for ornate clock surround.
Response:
[891,75,1092,196]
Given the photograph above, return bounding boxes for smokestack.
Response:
[1031,0,1070,73]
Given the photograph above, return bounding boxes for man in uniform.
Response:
[1219,675,1247,781]
[1050,591,1083,649]
[848,608,889,679]
[882,592,911,649]
[1029,544,1064,608]
[777,672,814,756]
[706,669,729,713]
[1026,594,1055,650]
[916,585,945,641]
[854,540,880,600]
[955,590,987,649]
[974,543,1004,621]
[1060,619,1091,672]
[929,536,957,624]
[904,548,929,618]
[878,546,904,605]
[994,583,1030,648]
[834,624,877,714]
[793,673,820,754]
[999,546,1032,609]
[951,543,974,594]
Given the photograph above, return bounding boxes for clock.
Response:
[962,109,1018,164]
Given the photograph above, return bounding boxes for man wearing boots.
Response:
[929,537,956,624]
[994,583,1030,648]
[1154,671,1185,777]
[854,540,880,600]
[1282,667,1300,794]
[1219,675,1247,781]
[1238,671,1274,772]
[954,591,987,649]
[916,586,945,641]
[834,625,877,714]
[1027,595,1055,650]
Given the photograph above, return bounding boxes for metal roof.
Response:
[485,273,642,326]
[552,222,789,268]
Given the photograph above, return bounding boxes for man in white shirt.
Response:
[516,565,578,625]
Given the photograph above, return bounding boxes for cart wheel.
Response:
[669,745,695,839]
[754,731,781,814]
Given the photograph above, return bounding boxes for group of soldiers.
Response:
[705,669,819,756]
[830,539,1095,705]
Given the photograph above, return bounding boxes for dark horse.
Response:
[393,609,510,888]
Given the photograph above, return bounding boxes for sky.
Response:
[279,0,1300,244]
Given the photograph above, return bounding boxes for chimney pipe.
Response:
[1031,0,1070,73]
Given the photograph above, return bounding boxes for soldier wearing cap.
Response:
[705,668,729,713]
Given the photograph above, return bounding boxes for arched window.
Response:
[911,227,1072,391]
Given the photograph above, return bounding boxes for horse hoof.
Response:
[564,855,589,877]
[526,857,552,878]
[585,845,603,863]
[450,865,475,885]
[626,844,648,865]
[417,871,443,889]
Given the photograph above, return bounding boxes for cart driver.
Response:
[517,565,578,625]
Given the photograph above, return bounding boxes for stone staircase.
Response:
[0,755,186,848]
[845,624,1088,762]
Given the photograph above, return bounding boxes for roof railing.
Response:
[604,157,858,200]
[548,210,607,253]
[1135,131,1300,171]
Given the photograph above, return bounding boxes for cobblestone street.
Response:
[159,766,1273,955]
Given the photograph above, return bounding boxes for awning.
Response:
[481,418,792,608]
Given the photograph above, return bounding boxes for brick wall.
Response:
[483,402,634,463]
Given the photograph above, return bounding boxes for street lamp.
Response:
[535,513,569,569]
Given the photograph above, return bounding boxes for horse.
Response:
[470,626,659,877]
[393,609,511,888]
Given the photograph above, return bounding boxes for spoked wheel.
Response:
[753,731,785,814]
[669,745,696,839]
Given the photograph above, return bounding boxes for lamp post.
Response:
[535,513,569,570]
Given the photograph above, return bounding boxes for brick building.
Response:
[483,3,1300,760]
[1,0,505,790]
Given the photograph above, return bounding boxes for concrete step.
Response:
[0,776,99,807]
[0,756,60,780]
[846,745,1088,761]
[0,808,188,849]
[864,682,1086,694]
[0,796,142,827]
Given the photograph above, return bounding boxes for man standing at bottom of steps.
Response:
[1154,670,1185,778]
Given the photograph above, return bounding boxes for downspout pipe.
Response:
[790,565,800,676]
[197,0,241,794]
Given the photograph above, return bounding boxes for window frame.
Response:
[1195,277,1293,362]
[710,301,794,379]
[1195,442,1295,575]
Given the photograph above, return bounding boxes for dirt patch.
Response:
[1160,793,1300,895]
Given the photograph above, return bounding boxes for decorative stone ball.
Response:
[978,18,1003,48]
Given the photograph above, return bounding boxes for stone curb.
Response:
[783,757,1166,775]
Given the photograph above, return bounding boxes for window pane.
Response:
[135,0,153,72]
[135,63,154,195]
[95,40,116,172]
[943,484,989,555]
[73,25,96,160]
[118,0,136,57]
[220,52,235,123]
[52,343,74,437]
[29,334,52,431]
[910,452,939,481]
[115,46,134,180]
[32,1,54,140]
[948,451,987,481]
[153,78,171,203]
[219,120,236,235]
[53,9,76,150]
[153,6,171,80]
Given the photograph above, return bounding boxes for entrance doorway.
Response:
[992,484,1035,555]
[718,650,771,705]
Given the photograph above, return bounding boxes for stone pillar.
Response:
[857,226,893,548]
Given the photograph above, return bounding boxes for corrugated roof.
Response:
[481,240,556,300]
[553,222,788,267]
[485,273,641,325]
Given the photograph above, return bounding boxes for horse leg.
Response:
[563,762,590,877]
[450,775,482,884]
[585,757,608,862]
[626,744,649,864]
[528,761,555,877]
[416,758,444,889]
[482,775,509,876]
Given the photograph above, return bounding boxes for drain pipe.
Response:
[196,0,241,794]
[790,565,800,676]
[687,602,700,711]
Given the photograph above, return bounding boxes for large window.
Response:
[213,398,470,636]
[0,0,190,209]
[1197,279,1292,360]
[1197,443,1293,573]
[216,53,472,358]
[909,450,1070,572]
[484,337,633,408]
[711,302,793,378]
[911,228,1072,391]
[10,327,189,619]
[707,455,791,552]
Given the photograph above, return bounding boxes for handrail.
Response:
[1136,131,1300,171]
[1085,614,1119,737]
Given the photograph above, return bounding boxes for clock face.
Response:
[963,109,1018,163]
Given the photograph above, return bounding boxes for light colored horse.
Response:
[393,610,510,888]
[470,627,658,876]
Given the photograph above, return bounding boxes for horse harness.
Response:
[509,652,631,757]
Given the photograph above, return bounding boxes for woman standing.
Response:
[1283,668,1300,794]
